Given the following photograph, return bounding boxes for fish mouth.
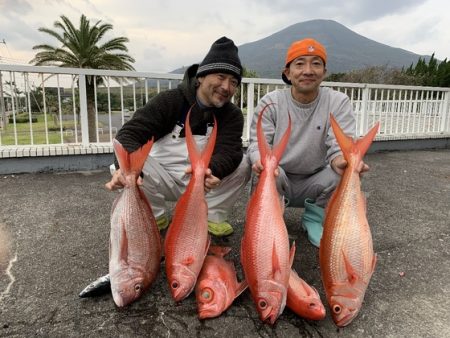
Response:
[198,307,220,320]
[336,312,358,327]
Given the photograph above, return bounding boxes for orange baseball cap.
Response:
[282,38,327,84]
[284,38,327,66]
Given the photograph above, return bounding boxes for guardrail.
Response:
[1,64,449,158]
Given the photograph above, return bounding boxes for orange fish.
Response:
[109,139,161,307]
[241,103,294,324]
[319,114,379,327]
[286,269,326,321]
[195,246,248,319]
[164,107,216,302]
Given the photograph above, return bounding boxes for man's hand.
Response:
[251,159,280,177]
[105,169,143,191]
[185,166,221,193]
[331,155,369,176]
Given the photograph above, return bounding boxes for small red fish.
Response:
[164,107,217,302]
[320,114,379,327]
[195,246,248,319]
[286,269,326,321]
[109,139,161,307]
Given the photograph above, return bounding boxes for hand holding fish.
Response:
[251,159,280,177]
[185,166,221,192]
[105,168,143,191]
[331,155,369,177]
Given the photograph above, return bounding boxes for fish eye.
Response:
[135,284,142,292]
[258,299,267,309]
[201,288,213,301]
[333,304,342,314]
[171,281,179,289]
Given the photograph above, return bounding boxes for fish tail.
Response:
[208,245,232,257]
[185,105,217,171]
[330,114,379,163]
[113,138,154,176]
[257,103,291,165]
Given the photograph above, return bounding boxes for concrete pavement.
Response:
[0,149,449,337]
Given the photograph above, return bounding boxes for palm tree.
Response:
[30,14,135,142]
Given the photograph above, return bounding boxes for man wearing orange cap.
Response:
[247,38,368,247]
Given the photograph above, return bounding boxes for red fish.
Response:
[286,269,326,321]
[241,103,294,324]
[109,139,161,307]
[195,246,248,319]
[319,114,379,327]
[164,107,217,302]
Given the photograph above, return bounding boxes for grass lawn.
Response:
[0,114,78,145]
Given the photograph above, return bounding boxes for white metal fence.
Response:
[1,64,449,155]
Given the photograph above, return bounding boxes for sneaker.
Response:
[156,215,169,230]
[207,220,234,237]
[301,198,324,248]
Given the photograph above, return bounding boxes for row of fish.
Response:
[103,104,379,327]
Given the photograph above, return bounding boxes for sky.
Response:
[1,0,449,73]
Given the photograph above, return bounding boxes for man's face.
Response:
[197,73,239,108]
[283,56,326,96]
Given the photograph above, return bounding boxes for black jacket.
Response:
[115,65,244,179]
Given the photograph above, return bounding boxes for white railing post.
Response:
[359,85,369,136]
[78,74,89,145]
[440,91,450,133]
[246,82,255,142]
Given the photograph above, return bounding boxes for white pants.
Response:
[136,133,250,223]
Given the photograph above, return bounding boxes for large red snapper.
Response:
[286,269,326,321]
[241,103,294,324]
[319,114,379,327]
[109,139,161,307]
[164,107,217,302]
[195,246,248,319]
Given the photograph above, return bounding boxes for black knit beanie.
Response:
[196,36,243,84]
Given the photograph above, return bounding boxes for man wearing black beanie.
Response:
[80,36,250,298]
[109,36,248,235]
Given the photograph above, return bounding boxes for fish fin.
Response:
[342,250,359,285]
[256,103,275,166]
[185,105,201,169]
[204,235,211,257]
[182,256,195,266]
[272,241,282,281]
[271,113,291,163]
[201,115,217,168]
[185,105,217,171]
[289,241,296,267]
[235,279,249,298]
[371,254,377,275]
[208,245,232,257]
[113,138,153,176]
[118,219,128,262]
[330,113,379,164]
[355,121,380,159]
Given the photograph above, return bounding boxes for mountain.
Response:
[238,19,428,78]
[174,19,429,79]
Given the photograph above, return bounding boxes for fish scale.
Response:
[109,139,161,308]
[320,114,379,327]
[164,106,217,302]
[241,103,292,325]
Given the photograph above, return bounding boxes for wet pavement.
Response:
[0,149,449,337]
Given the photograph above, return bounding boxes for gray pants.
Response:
[139,133,251,223]
[276,165,340,208]
[250,165,340,208]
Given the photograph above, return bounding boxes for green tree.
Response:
[30,14,135,141]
